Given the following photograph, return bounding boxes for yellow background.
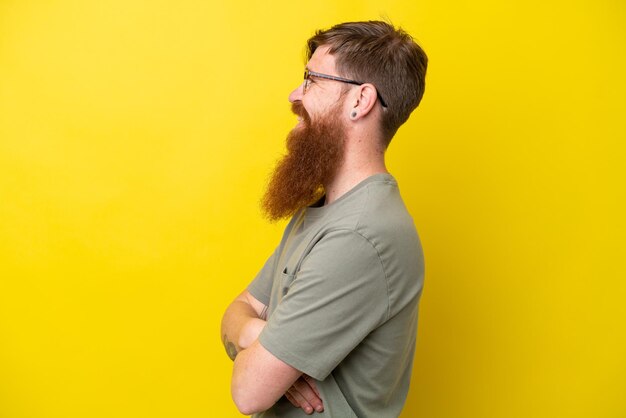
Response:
[1,1,624,417]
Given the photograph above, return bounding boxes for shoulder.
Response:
[352,176,419,251]
[312,175,421,274]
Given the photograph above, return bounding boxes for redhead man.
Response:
[221,20,428,417]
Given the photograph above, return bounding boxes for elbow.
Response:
[231,340,289,415]
[232,393,254,416]
[231,356,274,415]
[231,382,273,415]
[233,397,259,416]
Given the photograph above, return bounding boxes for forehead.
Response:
[306,45,337,74]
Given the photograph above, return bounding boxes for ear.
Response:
[348,83,379,121]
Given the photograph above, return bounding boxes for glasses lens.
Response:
[303,69,309,94]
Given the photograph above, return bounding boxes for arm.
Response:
[232,340,303,414]
[220,290,267,359]
[222,290,323,415]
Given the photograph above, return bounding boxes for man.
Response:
[221,21,427,417]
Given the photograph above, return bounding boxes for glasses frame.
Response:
[303,69,388,108]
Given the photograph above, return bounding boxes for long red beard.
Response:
[261,102,346,221]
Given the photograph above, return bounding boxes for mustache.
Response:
[291,101,311,124]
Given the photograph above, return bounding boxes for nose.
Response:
[289,83,304,103]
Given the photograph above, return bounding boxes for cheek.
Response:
[301,96,315,112]
[300,100,317,122]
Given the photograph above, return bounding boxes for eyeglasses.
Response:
[303,69,388,108]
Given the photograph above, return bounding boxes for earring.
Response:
[350,110,358,119]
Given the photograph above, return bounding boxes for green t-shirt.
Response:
[248,174,425,417]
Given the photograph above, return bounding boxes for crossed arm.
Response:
[221,290,324,415]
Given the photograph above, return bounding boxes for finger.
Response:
[287,388,315,415]
[292,380,322,405]
[284,391,300,408]
[303,374,321,397]
[292,380,324,413]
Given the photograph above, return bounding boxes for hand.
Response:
[284,375,324,415]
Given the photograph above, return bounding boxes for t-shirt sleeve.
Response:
[247,247,278,307]
[258,229,388,380]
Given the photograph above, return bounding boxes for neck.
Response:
[323,141,388,205]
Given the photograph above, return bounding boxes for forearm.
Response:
[232,340,302,415]
[221,299,266,360]
[223,291,304,414]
